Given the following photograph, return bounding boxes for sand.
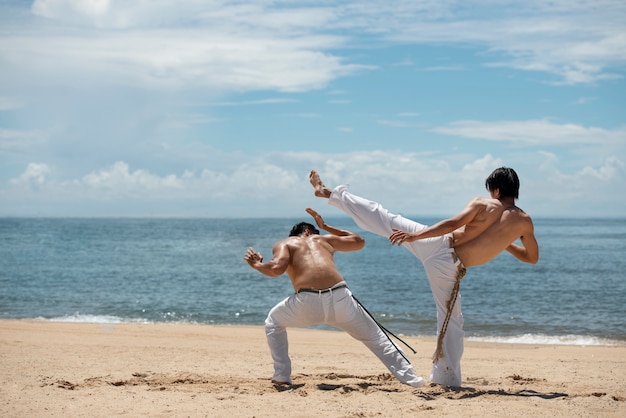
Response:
[1,320,624,417]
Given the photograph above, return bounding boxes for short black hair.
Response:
[289,222,320,237]
[485,167,520,199]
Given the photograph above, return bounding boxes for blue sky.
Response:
[0,0,624,218]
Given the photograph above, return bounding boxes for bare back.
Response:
[453,198,537,267]
[245,209,365,291]
[450,197,506,247]
[276,235,346,291]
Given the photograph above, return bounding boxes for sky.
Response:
[0,0,625,219]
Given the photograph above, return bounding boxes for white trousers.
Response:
[329,185,465,387]
[265,282,424,387]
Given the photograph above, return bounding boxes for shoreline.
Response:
[9,316,626,347]
[2,319,625,417]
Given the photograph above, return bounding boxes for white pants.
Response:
[265,282,424,387]
[329,185,465,387]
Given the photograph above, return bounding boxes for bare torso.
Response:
[308,169,537,270]
[281,235,345,291]
[244,208,364,291]
[452,197,535,267]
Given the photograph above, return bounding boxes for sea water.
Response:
[1,217,624,345]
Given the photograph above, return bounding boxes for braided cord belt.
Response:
[432,262,466,363]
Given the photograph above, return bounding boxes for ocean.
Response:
[1,217,624,346]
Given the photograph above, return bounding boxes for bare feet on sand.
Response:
[309,170,331,198]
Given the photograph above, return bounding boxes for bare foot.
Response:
[309,170,331,198]
[271,379,291,386]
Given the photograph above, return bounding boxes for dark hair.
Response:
[485,167,520,199]
[289,222,320,237]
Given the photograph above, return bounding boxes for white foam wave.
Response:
[41,314,149,324]
[30,317,625,346]
[468,333,623,346]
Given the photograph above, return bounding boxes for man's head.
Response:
[485,167,520,199]
[289,222,320,237]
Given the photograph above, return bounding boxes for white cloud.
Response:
[31,0,188,28]
[10,163,50,187]
[2,149,624,217]
[2,0,619,94]
[432,120,626,146]
[579,156,624,181]
[211,98,298,107]
[80,161,184,196]
[0,2,624,218]
[344,1,626,84]
[529,153,626,211]
[31,0,339,32]
[0,31,360,92]
[462,154,505,177]
[33,0,112,20]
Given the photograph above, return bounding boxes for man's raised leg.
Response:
[309,170,425,239]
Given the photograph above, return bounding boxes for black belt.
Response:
[296,284,347,294]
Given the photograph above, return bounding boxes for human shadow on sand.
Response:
[415,385,568,401]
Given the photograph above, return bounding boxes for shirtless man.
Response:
[244,208,425,388]
[309,168,539,387]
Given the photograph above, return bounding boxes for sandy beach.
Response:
[1,320,624,417]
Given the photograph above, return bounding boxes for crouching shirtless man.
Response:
[244,208,425,388]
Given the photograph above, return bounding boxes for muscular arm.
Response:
[505,224,539,264]
[389,199,481,245]
[244,241,291,277]
[306,207,365,251]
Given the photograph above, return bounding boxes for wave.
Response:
[26,315,625,347]
[38,314,149,324]
[467,333,624,347]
